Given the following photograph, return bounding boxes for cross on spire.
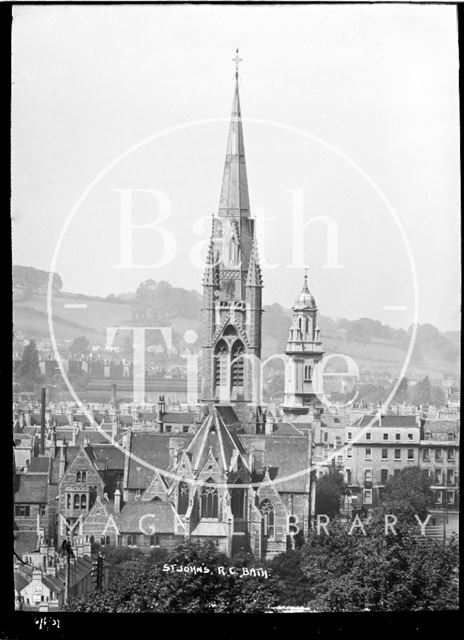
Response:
[232,48,242,77]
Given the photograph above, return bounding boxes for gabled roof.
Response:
[241,434,311,493]
[89,445,126,471]
[14,531,39,557]
[355,415,418,429]
[126,433,193,488]
[14,572,30,592]
[186,407,247,474]
[162,412,195,424]
[270,422,304,436]
[14,473,48,503]
[27,456,50,473]
[75,430,113,446]
[423,420,458,433]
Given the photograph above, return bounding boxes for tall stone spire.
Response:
[201,51,262,408]
[218,49,250,218]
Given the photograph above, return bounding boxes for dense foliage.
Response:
[315,471,345,517]
[13,265,63,292]
[66,541,281,613]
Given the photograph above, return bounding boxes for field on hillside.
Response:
[14,292,133,341]
[13,292,458,379]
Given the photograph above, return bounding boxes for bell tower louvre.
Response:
[201,51,263,407]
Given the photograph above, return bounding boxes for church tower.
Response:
[282,273,324,419]
[201,52,263,406]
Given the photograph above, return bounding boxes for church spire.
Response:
[218,49,250,218]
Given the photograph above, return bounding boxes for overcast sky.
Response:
[11,3,460,331]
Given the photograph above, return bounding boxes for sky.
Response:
[11,3,460,332]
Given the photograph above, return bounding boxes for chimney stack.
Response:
[40,388,46,455]
[111,383,117,406]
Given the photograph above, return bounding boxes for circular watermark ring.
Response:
[47,116,419,491]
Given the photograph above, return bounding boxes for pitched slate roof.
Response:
[51,414,70,426]
[270,422,304,436]
[14,531,39,557]
[72,414,92,426]
[27,456,50,473]
[89,445,126,471]
[138,412,158,422]
[355,415,418,429]
[215,405,241,428]
[14,572,30,592]
[424,420,458,433]
[162,412,195,424]
[241,434,311,493]
[186,407,247,474]
[127,433,193,488]
[116,501,177,533]
[75,430,113,446]
[42,573,65,593]
[14,473,48,503]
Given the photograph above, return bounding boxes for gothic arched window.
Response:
[73,494,80,509]
[76,471,81,483]
[81,471,87,483]
[80,494,87,510]
[67,493,71,509]
[260,499,275,539]
[178,482,189,515]
[214,340,229,392]
[201,480,218,518]
[231,341,244,389]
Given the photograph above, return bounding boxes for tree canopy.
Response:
[65,541,280,613]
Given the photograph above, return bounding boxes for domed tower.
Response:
[282,273,324,417]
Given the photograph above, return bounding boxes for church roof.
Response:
[186,406,247,474]
[218,67,250,218]
[126,433,194,488]
[241,434,311,493]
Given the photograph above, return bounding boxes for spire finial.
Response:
[232,48,242,78]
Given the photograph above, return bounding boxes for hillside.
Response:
[13,268,459,379]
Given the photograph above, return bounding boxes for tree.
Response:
[315,472,345,517]
[65,541,281,613]
[411,376,432,406]
[382,466,433,520]
[298,510,458,611]
[70,336,90,356]
[17,339,41,380]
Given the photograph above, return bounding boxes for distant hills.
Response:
[13,266,460,379]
